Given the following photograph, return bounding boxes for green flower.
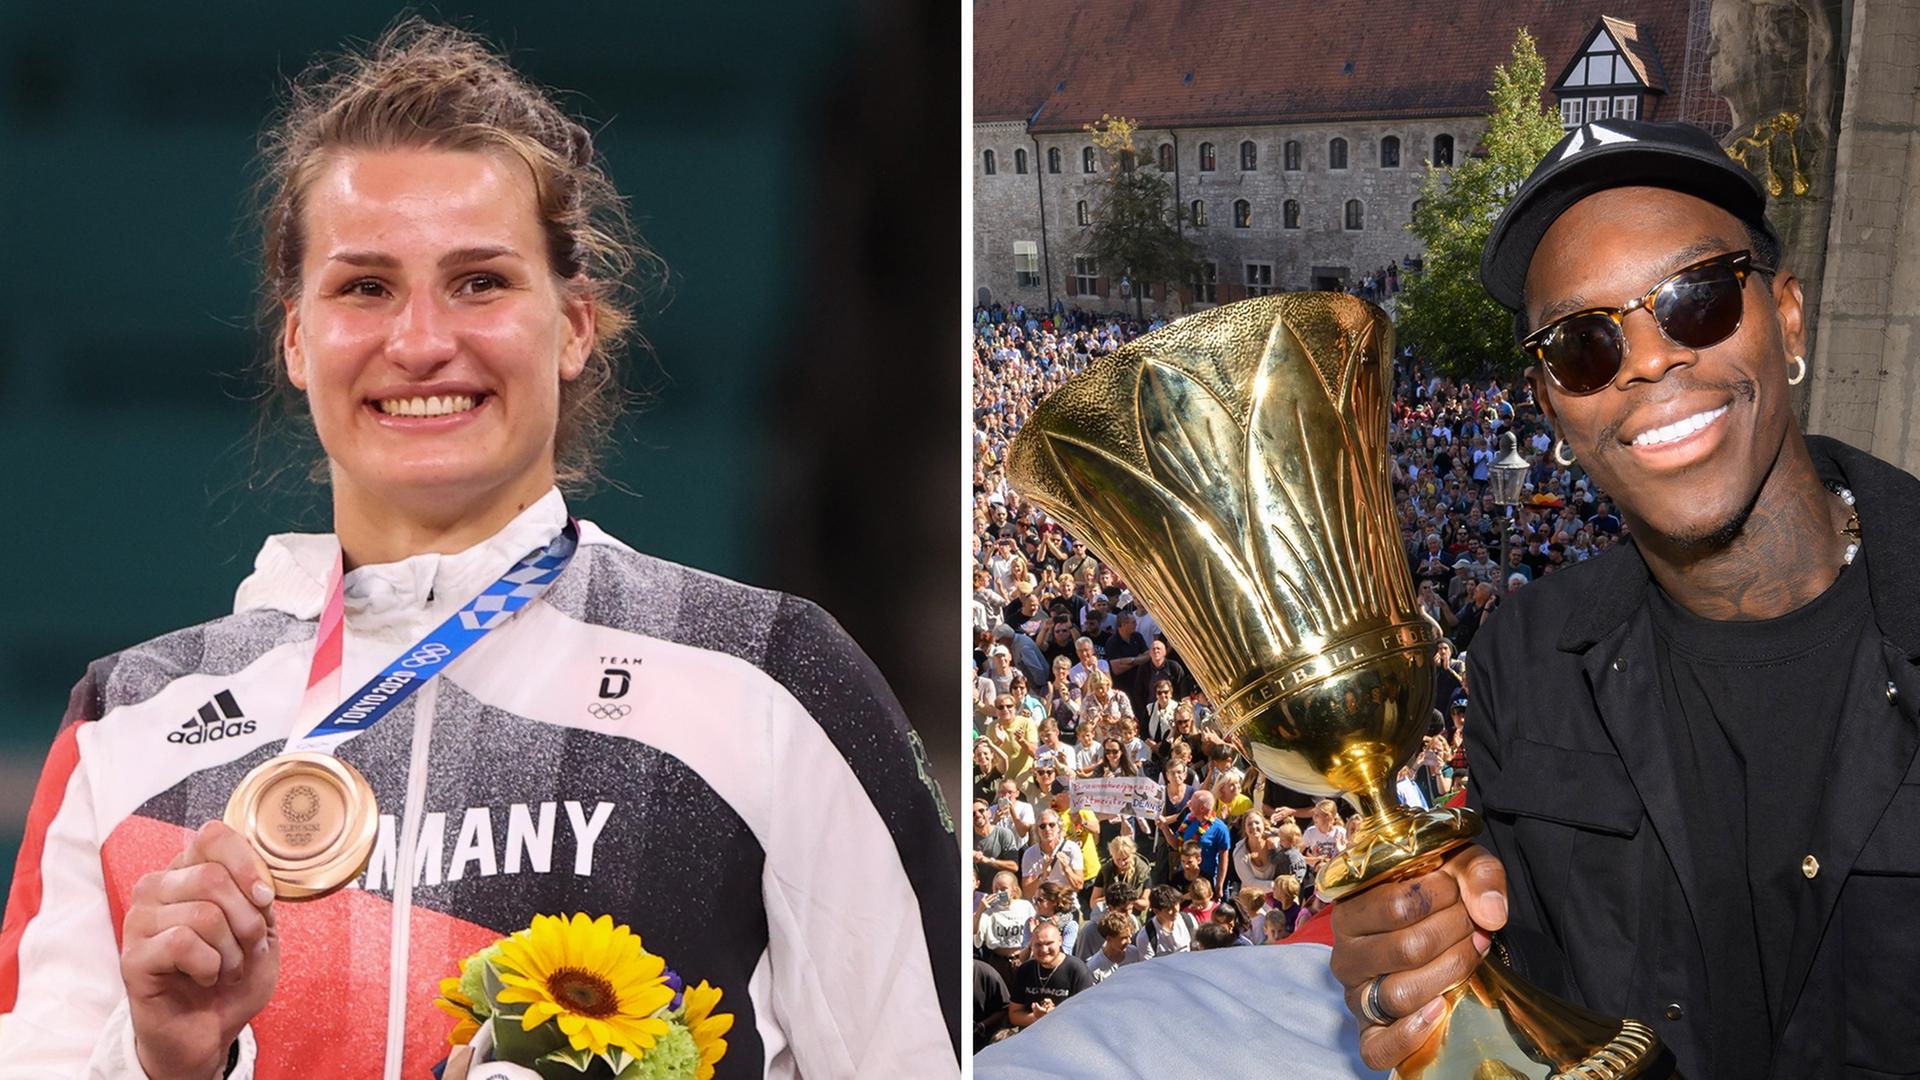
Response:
[459,941,507,1018]
[613,1025,698,1080]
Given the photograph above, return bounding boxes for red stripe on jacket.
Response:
[0,723,85,1013]
[99,816,497,1077]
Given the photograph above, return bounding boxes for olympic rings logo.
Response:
[401,642,453,668]
[587,703,631,721]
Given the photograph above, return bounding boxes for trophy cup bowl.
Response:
[1006,294,1668,1079]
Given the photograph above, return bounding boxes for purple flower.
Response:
[665,968,685,1010]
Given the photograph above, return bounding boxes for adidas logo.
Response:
[168,689,257,745]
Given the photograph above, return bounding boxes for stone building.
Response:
[973,0,1714,314]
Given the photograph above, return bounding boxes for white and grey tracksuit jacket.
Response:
[0,491,958,1078]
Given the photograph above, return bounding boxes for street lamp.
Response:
[1488,431,1531,581]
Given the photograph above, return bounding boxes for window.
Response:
[1345,199,1364,230]
[1083,146,1097,173]
[1240,140,1258,170]
[1190,199,1208,227]
[1245,263,1276,297]
[1158,143,1175,171]
[1076,200,1090,227]
[1284,140,1301,171]
[1014,241,1041,288]
[1613,95,1638,120]
[1433,134,1454,166]
[1587,97,1612,122]
[1048,147,1062,173]
[1074,256,1099,297]
[1284,199,1300,229]
[1118,149,1135,173]
[1014,148,1028,174]
[1198,141,1216,171]
[1189,262,1218,303]
[1329,137,1348,170]
[1381,135,1400,168]
[1234,199,1252,228]
[1412,197,1425,221]
[1560,98,1586,129]
[982,149,996,175]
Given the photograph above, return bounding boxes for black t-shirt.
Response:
[1040,633,1078,667]
[1648,549,1871,1057]
[1429,664,1463,723]
[1522,546,1550,577]
[1260,777,1317,815]
[973,771,1004,807]
[974,960,1012,1042]
[1129,658,1188,715]
[1011,954,1094,1007]
[1052,700,1080,745]
[1106,631,1147,666]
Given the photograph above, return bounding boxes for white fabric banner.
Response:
[1069,776,1160,816]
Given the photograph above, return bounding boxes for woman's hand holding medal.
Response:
[120,821,279,1080]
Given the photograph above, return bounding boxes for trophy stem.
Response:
[1316,803,1478,902]
[1344,778,1402,823]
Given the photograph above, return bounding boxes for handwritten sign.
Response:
[1070,775,1161,816]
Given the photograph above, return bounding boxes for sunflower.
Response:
[681,980,734,1080]
[433,976,482,1047]
[494,913,675,1056]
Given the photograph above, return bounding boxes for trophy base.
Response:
[1317,804,1676,1080]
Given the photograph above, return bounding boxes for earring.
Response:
[1553,439,1577,467]
[1787,354,1807,386]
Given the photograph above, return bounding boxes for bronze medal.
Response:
[224,751,378,900]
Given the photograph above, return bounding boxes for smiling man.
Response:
[1330,120,1920,1077]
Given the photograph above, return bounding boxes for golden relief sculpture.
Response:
[1726,110,1811,198]
[1008,295,1671,1079]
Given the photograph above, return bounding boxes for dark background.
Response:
[0,2,960,896]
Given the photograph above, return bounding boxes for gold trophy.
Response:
[1007,295,1667,1079]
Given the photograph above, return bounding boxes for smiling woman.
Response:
[0,19,956,1080]
[282,148,599,564]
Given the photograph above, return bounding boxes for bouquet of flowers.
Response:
[436,912,733,1080]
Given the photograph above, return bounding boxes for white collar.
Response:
[234,488,571,629]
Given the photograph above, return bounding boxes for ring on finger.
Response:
[1360,975,1396,1027]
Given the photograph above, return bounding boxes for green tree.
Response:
[1082,115,1201,318]
[1395,30,1566,377]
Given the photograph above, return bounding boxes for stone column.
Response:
[1804,0,1920,472]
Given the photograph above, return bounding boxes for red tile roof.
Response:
[974,1,1693,133]
[1602,14,1670,92]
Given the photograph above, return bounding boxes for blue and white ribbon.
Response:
[283,522,578,755]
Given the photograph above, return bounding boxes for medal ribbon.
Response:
[284,521,579,755]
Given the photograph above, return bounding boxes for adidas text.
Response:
[168,719,258,744]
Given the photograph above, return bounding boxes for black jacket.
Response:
[1464,435,1920,1080]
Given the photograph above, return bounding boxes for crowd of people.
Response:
[969,300,1629,1047]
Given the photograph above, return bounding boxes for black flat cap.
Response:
[1480,119,1779,312]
